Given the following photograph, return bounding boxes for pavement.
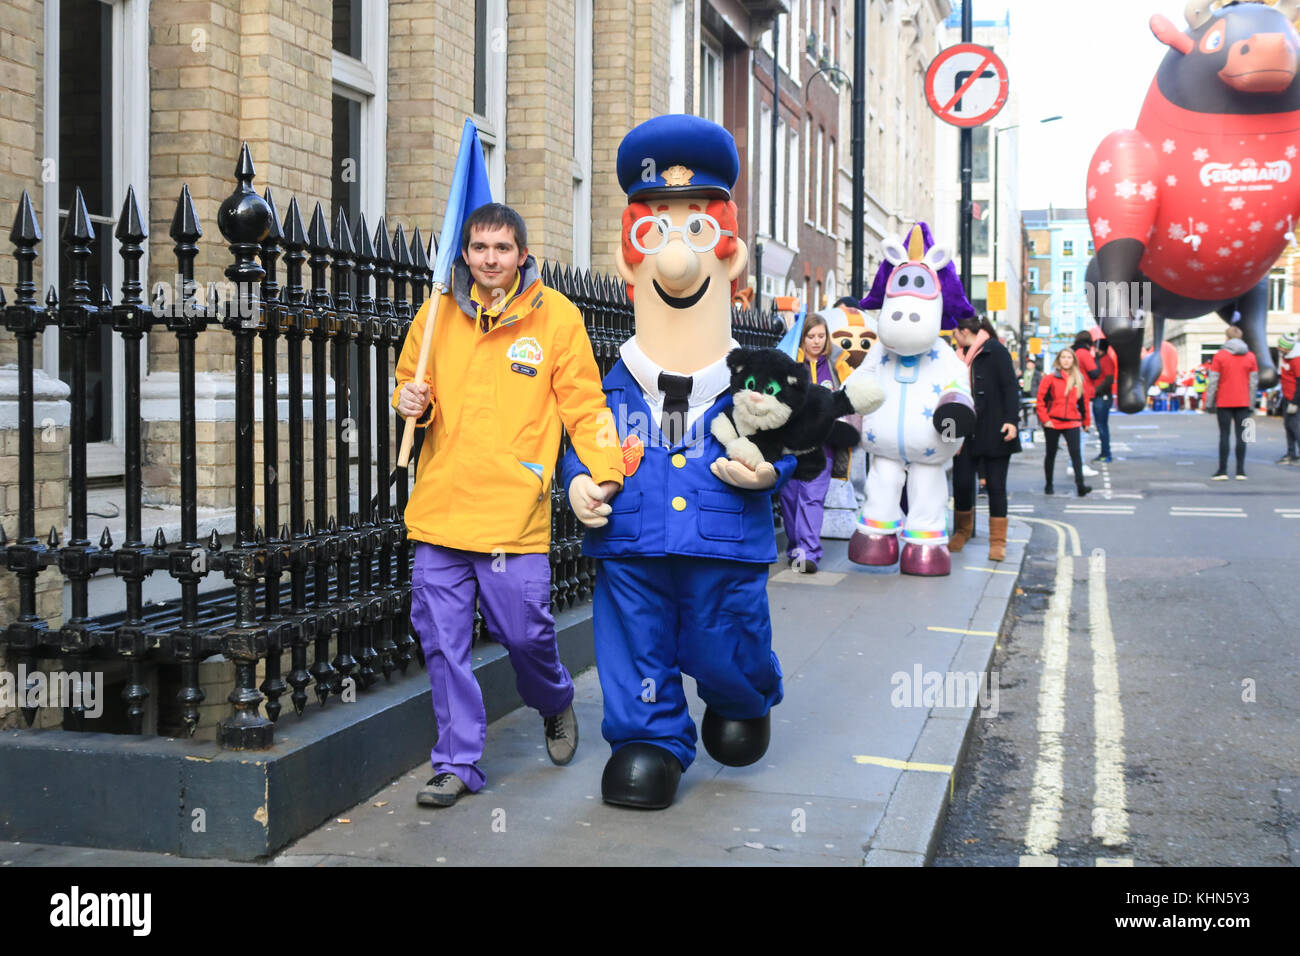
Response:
[0,514,1025,867]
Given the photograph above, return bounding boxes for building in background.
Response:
[1021,207,1091,358]
[832,0,950,305]
[931,5,1021,347]
[751,0,843,312]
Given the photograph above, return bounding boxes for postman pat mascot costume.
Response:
[847,223,976,576]
[561,115,797,809]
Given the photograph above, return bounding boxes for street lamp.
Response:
[991,115,1062,370]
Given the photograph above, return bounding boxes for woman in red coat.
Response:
[1206,325,1259,480]
[1036,348,1092,497]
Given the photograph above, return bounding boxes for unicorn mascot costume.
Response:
[847,223,976,576]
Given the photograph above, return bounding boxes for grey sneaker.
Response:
[544,704,579,766]
[417,772,467,808]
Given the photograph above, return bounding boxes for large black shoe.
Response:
[1077,484,1092,497]
[601,743,683,810]
[701,708,770,767]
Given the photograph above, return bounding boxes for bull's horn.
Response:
[1276,0,1300,22]
[1185,1,1214,29]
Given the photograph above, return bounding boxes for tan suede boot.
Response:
[949,509,975,552]
[988,516,1008,562]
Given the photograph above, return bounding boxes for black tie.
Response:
[658,372,693,446]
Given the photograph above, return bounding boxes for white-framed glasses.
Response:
[628,213,733,255]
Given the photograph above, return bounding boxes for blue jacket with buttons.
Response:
[560,359,797,565]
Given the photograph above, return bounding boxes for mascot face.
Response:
[876,234,951,357]
[828,307,877,369]
[616,196,749,373]
[726,348,807,434]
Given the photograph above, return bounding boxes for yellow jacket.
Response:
[392,257,623,553]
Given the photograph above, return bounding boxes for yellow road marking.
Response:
[853,755,953,774]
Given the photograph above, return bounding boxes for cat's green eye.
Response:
[764,381,781,397]
[743,375,756,390]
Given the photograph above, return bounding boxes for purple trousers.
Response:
[410,543,574,790]
[777,446,833,564]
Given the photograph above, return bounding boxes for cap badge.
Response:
[662,165,695,187]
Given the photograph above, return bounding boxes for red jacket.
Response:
[1207,343,1258,409]
[1097,350,1117,398]
[1281,355,1300,402]
[1036,371,1091,430]
[1073,346,1100,401]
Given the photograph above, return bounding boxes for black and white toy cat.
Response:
[711,348,885,481]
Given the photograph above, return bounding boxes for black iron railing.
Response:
[0,146,783,748]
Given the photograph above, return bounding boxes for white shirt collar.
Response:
[619,335,736,407]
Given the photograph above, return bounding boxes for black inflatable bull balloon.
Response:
[1086,0,1300,413]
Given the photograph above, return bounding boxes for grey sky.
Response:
[989,0,1198,208]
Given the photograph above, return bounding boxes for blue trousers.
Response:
[593,557,784,770]
[1092,395,1112,459]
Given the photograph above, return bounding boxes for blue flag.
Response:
[432,119,494,288]
[776,310,807,359]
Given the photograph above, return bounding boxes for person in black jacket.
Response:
[950,316,1022,561]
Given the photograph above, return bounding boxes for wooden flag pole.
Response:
[397,281,447,469]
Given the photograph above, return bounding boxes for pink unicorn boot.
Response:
[900,542,951,576]
[848,530,899,566]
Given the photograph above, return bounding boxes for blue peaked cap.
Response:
[617,114,739,201]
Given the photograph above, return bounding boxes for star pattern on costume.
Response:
[1276,219,1288,231]
[1193,147,1209,161]
[924,448,936,457]
[1168,222,1186,240]
[1088,185,1098,201]
[1097,159,1112,175]
[1217,246,1232,257]
[866,430,876,443]
[1165,268,1181,281]
[1139,181,1157,201]
[921,407,934,419]
[1188,260,1204,271]
[1287,145,1297,159]
[932,383,942,395]
[928,348,940,361]
[1166,174,1178,187]
[880,354,890,365]
[1094,218,1112,239]
[1162,138,1176,154]
[1196,222,1209,234]
[1115,179,1137,199]
[1232,239,1244,249]
[1229,197,1245,211]
[1249,220,1263,233]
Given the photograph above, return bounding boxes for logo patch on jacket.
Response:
[507,336,543,365]
[621,434,644,477]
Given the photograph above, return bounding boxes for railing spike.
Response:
[9,189,41,244]
[63,186,96,243]
[373,218,392,261]
[353,213,374,258]
[100,526,112,548]
[169,183,202,243]
[333,208,355,256]
[282,196,307,246]
[0,523,8,545]
[306,201,332,250]
[45,286,58,308]
[262,188,284,242]
[0,288,6,308]
[100,284,112,307]
[47,526,59,547]
[153,527,167,549]
[114,185,147,243]
[208,528,221,550]
[303,518,314,536]
[279,522,290,541]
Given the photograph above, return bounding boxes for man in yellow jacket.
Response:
[393,203,624,808]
